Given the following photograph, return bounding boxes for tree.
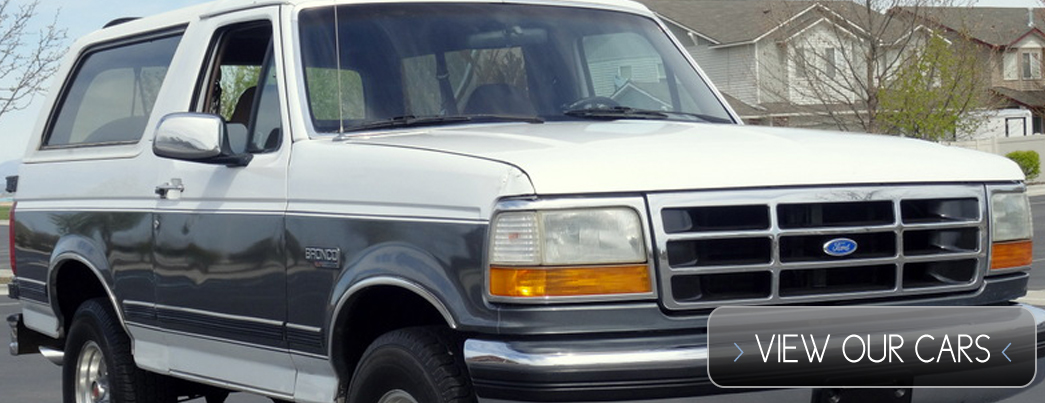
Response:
[218,65,261,119]
[878,34,993,140]
[0,0,66,120]
[757,0,991,137]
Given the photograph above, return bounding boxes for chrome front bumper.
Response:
[465,303,1045,402]
[465,332,714,402]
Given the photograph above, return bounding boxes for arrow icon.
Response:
[734,342,744,362]
[1002,343,1012,362]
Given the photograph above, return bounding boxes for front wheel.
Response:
[346,327,475,403]
[62,298,171,403]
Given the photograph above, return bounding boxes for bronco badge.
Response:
[305,247,342,269]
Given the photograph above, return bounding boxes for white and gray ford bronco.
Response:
[5,0,1045,402]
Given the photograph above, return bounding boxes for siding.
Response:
[686,43,758,105]
[724,45,759,104]
[758,40,786,103]
[588,57,664,96]
[785,21,860,105]
[663,7,759,108]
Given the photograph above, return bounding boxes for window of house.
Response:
[618,65,633,80]
[1004,52,1018,80]
[1022,51,1042,80]
[44,34,182,147]
[824,48,838,79]
[795,47,809,77]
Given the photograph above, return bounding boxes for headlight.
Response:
[488,207,651,300]
[990,191,1033,271]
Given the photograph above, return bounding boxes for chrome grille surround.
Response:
[648,185,988,311]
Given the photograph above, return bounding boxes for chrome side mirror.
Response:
[153,113,251,167]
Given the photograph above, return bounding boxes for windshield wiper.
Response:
[339,114,544,136]
[564,106,668,120]
[563,106,731,123]
[346,115,472,133]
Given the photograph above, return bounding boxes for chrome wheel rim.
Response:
[75,341,110,403]
[378,389,418,403]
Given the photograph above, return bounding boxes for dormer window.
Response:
[1022,50,1042,79]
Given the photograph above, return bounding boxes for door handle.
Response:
[155,178,184,200]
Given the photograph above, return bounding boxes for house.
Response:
[641,0,924,129]
[897,6,1045,135]
[641,0,1020,138]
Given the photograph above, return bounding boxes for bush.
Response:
[1006,150,1041,181]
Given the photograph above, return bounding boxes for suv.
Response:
[5,0,1044,402]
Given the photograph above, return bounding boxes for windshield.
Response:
[298,3,735,133]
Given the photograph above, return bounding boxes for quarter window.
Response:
[44,34,182,147]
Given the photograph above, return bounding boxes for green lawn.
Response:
[0,204,9,221]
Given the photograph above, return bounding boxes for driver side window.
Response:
[199,21,282,153]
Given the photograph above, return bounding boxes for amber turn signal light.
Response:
[489,265,652,298]
[990,240,1033,270]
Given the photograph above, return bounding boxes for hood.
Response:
[347,121,1024,195]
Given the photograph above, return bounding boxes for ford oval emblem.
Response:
[823,238,858,257]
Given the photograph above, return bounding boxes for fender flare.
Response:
[47,235,126,338]
[327,276,457,358]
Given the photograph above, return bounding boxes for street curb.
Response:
[1028,183,1045,197]
[1018,290,1045,306]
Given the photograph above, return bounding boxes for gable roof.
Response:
[891,6,1045,47]
[640,0,823,45]
[639,0,907,48]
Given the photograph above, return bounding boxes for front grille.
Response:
[648,186,987,311]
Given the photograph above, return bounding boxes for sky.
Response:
[0,0,208,165]
[0,0,1044,165]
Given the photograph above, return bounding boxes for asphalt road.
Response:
[1029,195,1045,290]
[2,198,1045,402]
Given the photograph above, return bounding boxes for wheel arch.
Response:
[328,277,458,383]
[48,249,124,339]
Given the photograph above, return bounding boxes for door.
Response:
[151,9,295,397]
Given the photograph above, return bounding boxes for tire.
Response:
[62,298,172,403]
[346,327,474,403]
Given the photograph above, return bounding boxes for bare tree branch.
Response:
[0,0,66,120]
[754,0,992,138]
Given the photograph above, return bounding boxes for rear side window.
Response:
[44,33,182,148]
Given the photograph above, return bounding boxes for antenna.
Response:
[334,1,345,134]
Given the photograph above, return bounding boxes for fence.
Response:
[945,135,1045,158]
